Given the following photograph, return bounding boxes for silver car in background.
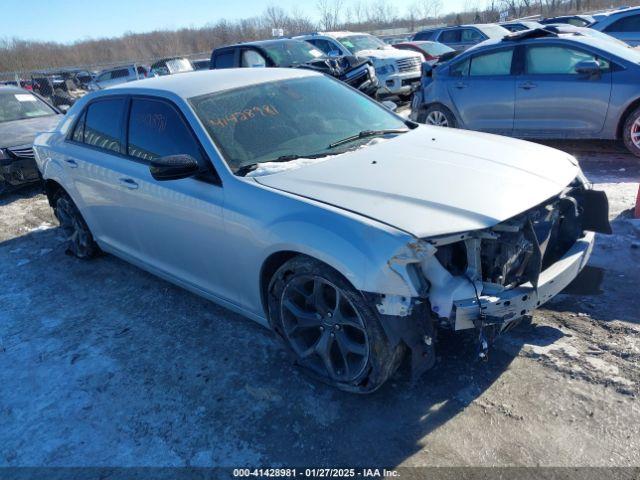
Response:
[88,64,149,90]
[34,69,610,393]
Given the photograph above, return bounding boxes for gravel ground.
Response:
[0,137,639,468]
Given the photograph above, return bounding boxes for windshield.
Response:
[337,34,386,54]
[190,76,406,172]
[0,91,56,123]
[418,41,454,56]
[261,41,325,66]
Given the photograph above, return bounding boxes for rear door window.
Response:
[525,46,609,74]
[110,69,129,80]
[83,98,126,153]
[127,98,203,163]
[470,49,513,75]
[213,51,236,69]
[439,29,462,43]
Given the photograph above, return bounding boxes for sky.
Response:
[3,0,474,44]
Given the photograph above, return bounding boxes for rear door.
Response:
[447,47,516,134]
[514,43,612,136]
[602,13,640,46]
[63,96,139,256]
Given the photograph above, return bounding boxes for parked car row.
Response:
[0,86,62,194]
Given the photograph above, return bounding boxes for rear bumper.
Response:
[453,231,596,330]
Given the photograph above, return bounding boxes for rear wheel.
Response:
[622,106,640,157]
[419,104,456,128]
[268,256,404,393]
[53,190,99,259]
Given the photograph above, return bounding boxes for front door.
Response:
[514,44,612,137]
[115,97,233,301]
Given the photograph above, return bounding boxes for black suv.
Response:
[210,39,379,98]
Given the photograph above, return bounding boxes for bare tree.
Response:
[411,0,443,20]
[317,0,344,30]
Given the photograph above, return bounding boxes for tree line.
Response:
[0,0,635,75]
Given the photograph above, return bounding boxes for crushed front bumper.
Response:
[453,231,596,330]
[0,155,40,188]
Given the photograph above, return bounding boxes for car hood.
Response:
[356,48,423,61]
[0,115,62,148]
[254,127,580,238]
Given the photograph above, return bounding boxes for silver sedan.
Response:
[34,69,610,392]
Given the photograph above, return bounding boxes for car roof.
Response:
[593,5,640,18]
[467,30,620,53]
[0,85,27,94]
[223,38,306,48]
[106,68,319,98]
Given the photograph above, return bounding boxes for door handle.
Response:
[519,82,537,90]
[118,178,139,190]
[64,159,78,168]
[455,82,468,89]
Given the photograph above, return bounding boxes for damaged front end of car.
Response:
[376,177,611,375]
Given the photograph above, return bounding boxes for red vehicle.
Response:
[393,41,456,64]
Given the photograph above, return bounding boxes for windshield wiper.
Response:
[234,152,330,177]
[328,129,409,149]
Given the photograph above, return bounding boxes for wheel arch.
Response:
[616,97,640,139]
[421,102,459,126]
[43,178,66,207]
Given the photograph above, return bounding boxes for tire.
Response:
[267,256,404,393]
[52,190,99,259]
[622,106,640,157]
[419,104,457,128]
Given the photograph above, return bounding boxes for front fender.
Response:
[260,211,423,298]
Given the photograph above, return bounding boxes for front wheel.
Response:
[53,190,99,259]
[622,106,640,157]
[419,105,457,128]
[268,256,404,393]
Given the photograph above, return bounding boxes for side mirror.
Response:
[575,59,601,76]
[328,50,341,57]
[149,154,200,181]
[57,105,70,114]
[382,100,398,111]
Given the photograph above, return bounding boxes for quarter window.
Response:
[127,99,203,163]
[470,49,513,76]
[241,50,267,68]
[461,29,483,43]
[525,46,609,74]
[83,98,126,153]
